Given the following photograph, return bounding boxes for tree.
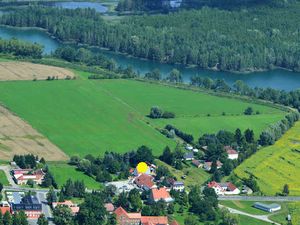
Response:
[184,215,198,225]
[128,189,142,212]
[219,208,239,225]
[166,69,182,83]
[244,107,253,115]
[3,211,12,225]
[282,184,289,196]
[149,106,163,118]
[159,146,174,165]
[41,172,57,188]
[234,128,243,145]
[53,205,74,225]
[26,179,34,188]
[46,187,57,205]
[244,129,254,143]
[37,214,48,225]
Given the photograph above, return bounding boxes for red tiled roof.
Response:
[0,206,10,215]
[134,174,154,189]
[227,149,238,155]
[151,187,171,201]
[141,216,168,225]
[52,201,79,214]
[105,203,115,212]
[114,207,141,219]
[170,220,180,225]
[192,159,201,166]
[227,182,237,192]
[207,181,219,188]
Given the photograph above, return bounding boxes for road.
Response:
[218,195,300,202]
[220,205,280,224]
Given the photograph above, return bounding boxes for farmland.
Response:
[234,121,300,195]
[0,170,9,185]
[0,78,286,158]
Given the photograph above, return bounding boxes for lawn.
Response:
[0,170,9,185]
[220,200,275,215]
[48,162,102,189]
[0,79,285,158]
[238,215,271,225]
[234,121,300,195]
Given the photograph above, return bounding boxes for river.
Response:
[0,25,300,91]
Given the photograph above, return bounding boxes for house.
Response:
[12,169,45,185]
[241,185,253,195]
[192,159,203,168]
[193,148,199,153]
[133,163,156,177]
[225,146,239,160]
[114,206,169,225]
[253,202,281,212]
[208,181,240,195]
[150,187,174,203]
[52,200,79,215]
[0,201,11,215]
[11,194,42,219]
[185,144,193,151]
[134,174,156,190]
[105,203,115,214]
[183,152,194,161]
[203,161,223,171]
[171,181,185,192]
[115,207,141,225]
[141,216,169,225]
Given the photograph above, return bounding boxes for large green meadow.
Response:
[0,78,285,157]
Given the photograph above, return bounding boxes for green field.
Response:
[0,79,285,157]
[234,121,300,195]
[238,215,271,225]
[0,170,9,185]
[48,162,101,189]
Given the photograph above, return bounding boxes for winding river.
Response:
[1,25,300,91]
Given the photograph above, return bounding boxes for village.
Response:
[0,143,284,225]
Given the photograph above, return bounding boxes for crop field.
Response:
[48,162,101,189]
[234,121,300,195]
[0,78,286,158]
[0,62,75,81]
[0,170,9,185]
[0,105,68,161]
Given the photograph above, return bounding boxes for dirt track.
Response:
[0,62,75,81]
[0,105,68,161]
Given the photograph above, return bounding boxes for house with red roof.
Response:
[203,161,223,171]
[105,203,115,214]
[224,146,239,160]
[52,200,79,215]
[0,201,11,215]
[12,169,45,185]
[150,187,174,203]
[208,181,240,195]
[134,174,156,190]
[114,207,169,225]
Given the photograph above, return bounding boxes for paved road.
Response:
[220,205,280,224]
[219,195,300,202]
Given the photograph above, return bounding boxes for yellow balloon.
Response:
[136,162,148,174]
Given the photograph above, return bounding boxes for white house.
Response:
[225,146,239,160]
[171,181,185,192]
[208,181,240,195]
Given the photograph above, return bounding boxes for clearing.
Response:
[0,105,68,161]
[0,61,75,81]
[234,121,300,195]
[0,79,286,157]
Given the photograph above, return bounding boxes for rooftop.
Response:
[151,187,171,201]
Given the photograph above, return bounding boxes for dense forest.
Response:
[1,4,300,72]
[0,38,43,58]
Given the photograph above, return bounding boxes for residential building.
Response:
[11,194,42,219]
[171,181,185,192]
[183,152,194,161]
[114,206,169,225]
[0,201,11,215]
[115,207,141,225]
[207,181,240,195]
[253,202,281,212]
[225,146,239,160]
[150,187,174,203]
[52,200,80,215]
[134,174,156,190]
[203,161,223,171]
[105,203,115,214]
[12,169,45,185]
[132,163,156,177]
[192,159,203,168]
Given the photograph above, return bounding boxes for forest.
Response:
[1,4,300,72]
[0,38,43,58]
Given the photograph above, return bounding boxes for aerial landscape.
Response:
[0,0,299,224]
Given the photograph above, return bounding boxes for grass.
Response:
[269,202,300,225]
[234,121,300,195]
[220,200,274,215]
[238,215,271,225]
[156,159,210,189]
[48,162,102,189]
[0,170,9,185]
[0,79,285,158]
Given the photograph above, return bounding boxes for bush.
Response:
[244,107,253,115]
[162,111,175,118]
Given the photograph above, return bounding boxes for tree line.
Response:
[2,3,300,72]
[0,38,43,58]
